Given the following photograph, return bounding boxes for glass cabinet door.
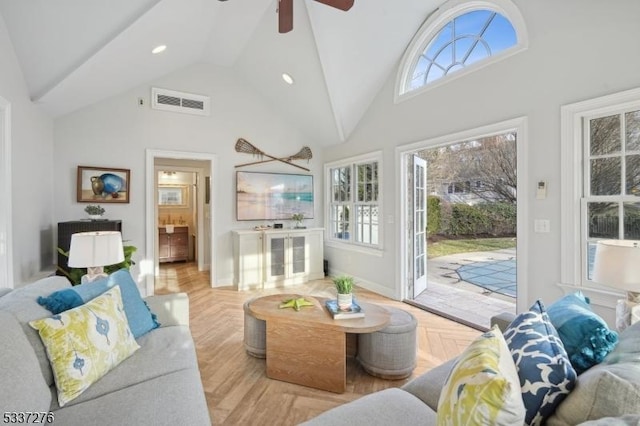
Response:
[290,236,306,274]
[269,236,286,278]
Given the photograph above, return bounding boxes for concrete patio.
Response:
[407,249,517,331]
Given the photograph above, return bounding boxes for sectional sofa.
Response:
[0,273,211,425]
[304,295,640,425]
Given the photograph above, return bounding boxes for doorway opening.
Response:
[399,119,527,330]
[155,168,201,294]
[144,150,216,296]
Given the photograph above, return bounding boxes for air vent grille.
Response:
[151,88,210,116]
[157,95,181,106]
[182,99,204,110]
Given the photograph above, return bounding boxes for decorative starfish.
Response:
[279,297,314,311]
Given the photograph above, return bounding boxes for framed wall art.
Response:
[236,171,314,221]
[77,166,130,203]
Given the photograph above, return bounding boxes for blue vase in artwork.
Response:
[100,173,124,198]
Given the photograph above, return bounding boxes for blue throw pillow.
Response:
[38,270,159,338]
[504,300,577,426]
[545,292,618,374]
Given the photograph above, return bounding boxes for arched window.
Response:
[397,0,527,99]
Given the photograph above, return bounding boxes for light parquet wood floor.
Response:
[155,262,481,425]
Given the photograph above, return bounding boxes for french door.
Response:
[413,155,427,298]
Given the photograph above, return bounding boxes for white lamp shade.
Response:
[68,231,125,268]
[592,239,640,292]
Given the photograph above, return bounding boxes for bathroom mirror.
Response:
[158,185,188,207]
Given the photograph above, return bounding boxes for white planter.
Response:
[337,293,353,311]
[88,215,103,220]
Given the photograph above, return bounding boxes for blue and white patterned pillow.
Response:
[503,300,577,426]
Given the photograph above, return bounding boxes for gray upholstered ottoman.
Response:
[357,306,417,379]
[243,298,266,358]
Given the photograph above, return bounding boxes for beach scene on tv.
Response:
[236,172,314,221]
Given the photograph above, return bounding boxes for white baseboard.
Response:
[328,268,397,300]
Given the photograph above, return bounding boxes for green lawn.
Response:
[427,237,516,258]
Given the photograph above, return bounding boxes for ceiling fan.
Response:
[277,0,354,33]
[218,0,355,34]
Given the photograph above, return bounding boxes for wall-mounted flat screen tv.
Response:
[236,171,314,221]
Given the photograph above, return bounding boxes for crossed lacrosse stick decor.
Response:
[234,138,312,172]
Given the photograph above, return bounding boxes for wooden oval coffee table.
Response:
[249,294,391,393]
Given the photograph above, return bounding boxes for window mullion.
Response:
[621,112,627,197]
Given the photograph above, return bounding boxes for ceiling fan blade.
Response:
[278,0,293,33]
[313,0,354,11]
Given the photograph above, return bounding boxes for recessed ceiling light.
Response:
[152,45,167,54]
[282,73,294,85]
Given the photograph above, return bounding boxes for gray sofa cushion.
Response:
[547,322,640,425]
[48,325,198,410]
[51,368,211,426]
[579,416,640,425]
[0,311,51,416]
[401,358,457,411]
[0,276,70,386]
[301,388,437,426]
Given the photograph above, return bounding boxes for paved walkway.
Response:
[410,249,517,330]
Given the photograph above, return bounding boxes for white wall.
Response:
[322,0,640,322]
[0,14,55,286]
[53,63,325,288]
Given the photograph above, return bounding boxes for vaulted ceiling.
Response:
[0,0,441,145]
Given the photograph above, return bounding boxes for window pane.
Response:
[590,115,620,155]
[426,23,453,59]
[332,205,350,240]
[328,158,379,246]
[405,9,517,93]
[590,157,621,195]
[426,65,445,83]
[411,55,429,84]
[454,38,474,63]
[626,154,640,195]
[588,202,618,239]
[586,241,597,281]
[454,10,493,36]
[626,110,640,151]
[434,44,453,70]
[357,163,376,202]
[483,14,517,52]
[624,202,640,239]
[332,167,350,202]
[465,41,491,67]
[356,205,379,245]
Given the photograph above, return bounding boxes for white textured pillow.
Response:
[546,362,640,426]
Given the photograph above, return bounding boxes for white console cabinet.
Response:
[233,228,324,290]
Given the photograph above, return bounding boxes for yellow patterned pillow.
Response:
[437,325,525,426]
[29,286,140,406]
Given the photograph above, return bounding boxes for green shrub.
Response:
[449,203,491,235]
[427,196,442,236]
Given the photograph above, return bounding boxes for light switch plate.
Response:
[534,219,550,233]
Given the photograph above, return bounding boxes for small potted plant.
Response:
[333,275,354,310]
[84,204,105,220]
[291,213,305,229]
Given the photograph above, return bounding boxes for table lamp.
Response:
[592,239,640,331]
[68,231,124,284]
